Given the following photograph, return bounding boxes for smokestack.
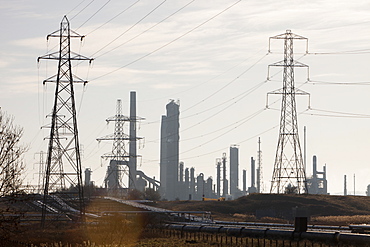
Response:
[313,155,317,178]
[354,174,356,196]
[85,168,92,186]
[216,159,221,197]
[185,168,189,197]
[251,157,255,187]
[229,145,239,196]
[222,153,227,197]
[344,175,347,196]
[190,167,195,199]
[243,169,246,194]
[129,91,137,189]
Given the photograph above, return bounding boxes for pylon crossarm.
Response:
[97,134,131,141]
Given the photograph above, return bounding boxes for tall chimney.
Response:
[243,169,246,194]
[216,159,221,198]
[251,157,255,187]
[129,91,137,189]
[222,153,227,197]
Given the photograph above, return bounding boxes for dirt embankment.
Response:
[152,194,370,223]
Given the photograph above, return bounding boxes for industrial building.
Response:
[229,145,239,198]
[97,92,159,194]
[247,157,258,194]
[158,99,266,200]
[160,100,180,200]
[306,155,328,195]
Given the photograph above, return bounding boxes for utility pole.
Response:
[268,30,309,194]
[38,16,93,226]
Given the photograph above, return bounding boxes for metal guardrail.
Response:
[160,223,370,246]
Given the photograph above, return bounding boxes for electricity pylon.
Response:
[97,99,131,191]
[267,30,309,194]
[38,16,93,226]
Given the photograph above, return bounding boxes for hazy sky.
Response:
[1,0,370,195]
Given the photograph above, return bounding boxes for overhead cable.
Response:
[95,0,196,58]
[86,0,141,35]
[90,0,242,81]
[76,0,112,30]
[91,0,167,58]
[70,0,95,21]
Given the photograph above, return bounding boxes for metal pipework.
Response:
[161,223,370,246]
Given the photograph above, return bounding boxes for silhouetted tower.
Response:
[257,138,263,193]
[268,30,309,194]
[229,145,239,197]
[128,91,144,189]
[160,100,180,200]
[179,162,184,183]
[38,16,93,226]
[97,99,130,189]
[185,168,189,198]
[35,151,46,194]
[243,169,247,194]
[190,167,195,199]
[222,153,228,197]
[344,175,347,196]
[84,168,92,186]
[216,159,221,198]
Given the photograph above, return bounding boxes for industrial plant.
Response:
[93,30,333,200]
[85,93,332,200]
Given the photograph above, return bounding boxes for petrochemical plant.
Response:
[88,91,329,201]
[35,19,350,206]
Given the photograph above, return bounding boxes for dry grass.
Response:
[311,215,370,226]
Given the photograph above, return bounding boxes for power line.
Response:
[307,49,370,55]
[306,108,370,118]
[91,0,167,58]
[90,0,242,81]
[86,0,141,35]
[76,0,112,30]
[145,78,267,143]
[94,0,196,58]
[307,80,370,85]
[180,124,279,162]
[180,108,266,149]
[70,0,95,21]
[66,0,88,16]
[182,53,268,113]
[139,47,266,103]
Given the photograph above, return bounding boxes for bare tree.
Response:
[0,111,27,196]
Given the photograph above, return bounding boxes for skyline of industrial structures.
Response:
[78,87,332,200]
[2,1,370,196]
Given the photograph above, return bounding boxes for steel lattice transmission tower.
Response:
[267,30,309,194]
[97,97,143,191]
[38,16,93,225]
[97,99,130,190]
